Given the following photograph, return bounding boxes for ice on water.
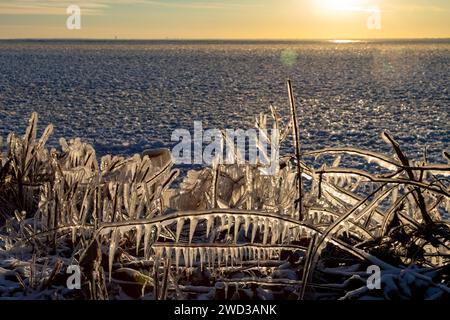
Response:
[0,40,448,165]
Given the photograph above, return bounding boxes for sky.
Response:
[0,0,449,39]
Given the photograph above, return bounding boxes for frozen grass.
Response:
[0,95,449,300]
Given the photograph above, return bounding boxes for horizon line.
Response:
[1,37,450,41]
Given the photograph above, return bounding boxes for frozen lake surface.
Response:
[0,40,448,163]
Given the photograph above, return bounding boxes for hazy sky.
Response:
[0,0,449,39]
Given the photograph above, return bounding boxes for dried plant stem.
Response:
[159,258,171,300]
[153,256,160,300]
[299,233,316,300]
[287,79,303,220]
[382,132,433,224]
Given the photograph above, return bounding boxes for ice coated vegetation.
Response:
[0,105,449,301]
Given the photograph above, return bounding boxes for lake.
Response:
[0,39,448,164]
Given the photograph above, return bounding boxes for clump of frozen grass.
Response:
[0,91,449,300]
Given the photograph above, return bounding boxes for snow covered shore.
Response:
[1,112,449,300]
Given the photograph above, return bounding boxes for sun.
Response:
[319,0,363,12]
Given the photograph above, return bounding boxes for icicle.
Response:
[233,248,239,265]
[226,215,234,236]
[129,186,137,218]
[234,216,241,244]
[224,247,230,267]
[189,217,198,244]
[230,247,234,267]
[159,246,166,259]
[211,248,217,268]
[181,247,188,268]
[281,222,288,243]
[251,221,257,243]
[176,218,185,243]
[165,247,172,260]
[275,220,283,243]
[206,248,211,269]
[108,228,119,281]
[154,246,162,261]
[217,248,223,268]
[263,218,269,245]
[143,224,152,259]
[194,247,199,267]
[123,183,130,213]
[206,216,213,238]
[175,247,180,269]
[135,225,143,255]
[244,216,251,237]
[219,214,226,228]
[271,220,278,245]
[224,282,229,299]
[189,248,195,268]
[292,227,300,241]
[155,225,161,242]
[71,228,76,245]
[199,247,205,271]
